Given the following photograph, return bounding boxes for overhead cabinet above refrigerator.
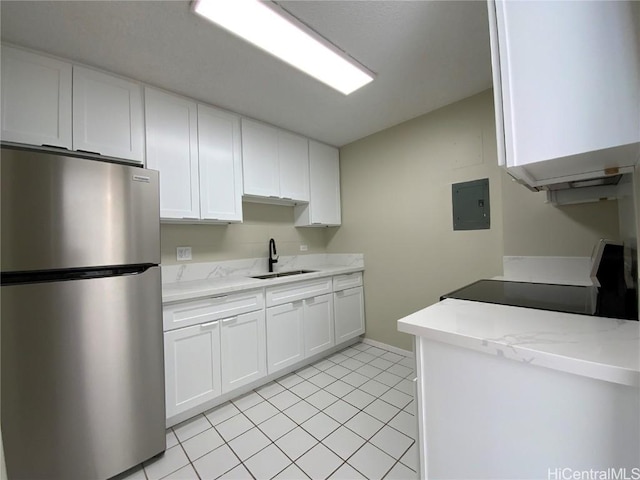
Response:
[488,0,640,190]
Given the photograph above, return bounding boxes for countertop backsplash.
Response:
[496,255,593,286]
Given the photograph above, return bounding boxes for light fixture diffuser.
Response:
[192,0,374,95]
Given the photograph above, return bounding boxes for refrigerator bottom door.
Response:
[1,266,165,480]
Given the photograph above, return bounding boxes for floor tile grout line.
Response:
[238,344,413,478]
[223,390,323,479]
[149,341,417,480]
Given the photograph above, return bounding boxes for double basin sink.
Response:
[251,269,316,280]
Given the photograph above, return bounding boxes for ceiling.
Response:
[0,0,493,147]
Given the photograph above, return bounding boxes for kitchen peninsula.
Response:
[398,299,640,479]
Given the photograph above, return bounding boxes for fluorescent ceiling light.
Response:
[192,0,375,95]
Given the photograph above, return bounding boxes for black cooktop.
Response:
[441,279,599,316]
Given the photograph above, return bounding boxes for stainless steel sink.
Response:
[251,269,316,280]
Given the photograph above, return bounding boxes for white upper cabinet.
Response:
[145,87,200,220]
[1,45,72,149]
[242,120,280,198]
[488,0,640,188]
[242,119,310,203]
[73,66,144,162]
[295,140,341,227]
[197,104,243,222]
[278,130,310,201]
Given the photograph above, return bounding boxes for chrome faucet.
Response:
[268,238,279,272]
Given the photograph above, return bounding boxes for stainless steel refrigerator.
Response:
[1,145,166,479]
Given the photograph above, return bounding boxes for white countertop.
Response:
[163,265,364,304]
[398,298,640,387]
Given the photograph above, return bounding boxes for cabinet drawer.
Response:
[333,272,363,291]
[266,278,332,307]
[163,290,264,331]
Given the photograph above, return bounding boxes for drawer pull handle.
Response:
[222,317,238,324]
[200,320,219,328]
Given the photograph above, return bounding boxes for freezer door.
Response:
[1,266,165,480]
[1,146,160,271]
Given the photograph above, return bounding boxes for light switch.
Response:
[176,246,192,261]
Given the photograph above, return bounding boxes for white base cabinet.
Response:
[164,321,222,419]
[304,294,335,357]
[414,337,639,479]
[164,305,266,418]
[334,286,365,343]
[220,311,267,393]
[266,302,305,373]
[265,279,336,374]
[164,271,365,420]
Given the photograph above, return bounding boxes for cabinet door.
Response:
[72,66,144,162]
[490,0,640,185]
[145,88,200,220]
[198,104,243,222]
[304,294,335,357]
[241,119,280,197]
[266,302,304,374]
[164,322,222,418]
[220,311,267,393]
[278,130,309,202]
[1,46,72,149]
[334,287,365,343]
[294,140,341,226]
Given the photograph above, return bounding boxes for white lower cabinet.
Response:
[266,291,335,375]
[164,306,266,418]
[266,301,305,373]
[164,321,222,419]
[304,294,335,357]
[164,272,365,420]
[220,311,266,393]
[334,286,365,343]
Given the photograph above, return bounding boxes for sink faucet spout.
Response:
[268,238,279,272]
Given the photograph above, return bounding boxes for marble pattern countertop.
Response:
[398,298,640,387]
[162,254,364,304]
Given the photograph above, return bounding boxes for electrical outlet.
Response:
[300,245,308,252]
[176,246,192,261]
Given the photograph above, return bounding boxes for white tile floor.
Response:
[120,342,417,480]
